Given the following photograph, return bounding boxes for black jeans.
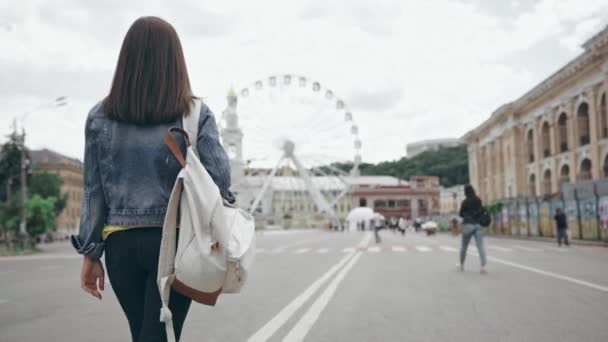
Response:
[557,228,569,246]
[105,228,191,342]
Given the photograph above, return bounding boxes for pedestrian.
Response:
[397,215,407,235]
[554,207,570,247]
[458,185,487,274]
[374,215,384,243]
[71,17,234,342]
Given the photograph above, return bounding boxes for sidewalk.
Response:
[488,234,608,247]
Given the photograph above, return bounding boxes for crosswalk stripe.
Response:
[416,246,432,252]
[368,246,381,253]
[440,246,459,252]
[295,248,310,254]
[392,246,406,252]
[487,246,513,252]
[342,247,355,253]
[514,245,542,252]
[317,248,329,254]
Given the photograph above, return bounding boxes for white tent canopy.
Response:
[346,207,375,231]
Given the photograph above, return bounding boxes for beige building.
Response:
[464,26,608,203]
[30,149,83,238]
[440,185,465,214]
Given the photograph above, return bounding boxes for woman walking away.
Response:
[458,185,487,274]
[71,17,234,342]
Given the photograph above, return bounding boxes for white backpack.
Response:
[157,99,256,342]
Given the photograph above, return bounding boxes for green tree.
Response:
[26,195,57,237]
[0,131,26,202]
[29,170,67,214]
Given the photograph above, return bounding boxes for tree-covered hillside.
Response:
[340,145,469,187]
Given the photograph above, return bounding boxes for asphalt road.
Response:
[1,229,607,342]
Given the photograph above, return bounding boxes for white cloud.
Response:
[0,0,607,166]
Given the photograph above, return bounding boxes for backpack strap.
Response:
[157,176,183,342]
[182,98,202,156]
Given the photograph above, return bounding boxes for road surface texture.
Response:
[1,229,607,342]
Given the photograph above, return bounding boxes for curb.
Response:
[487,234,608,248]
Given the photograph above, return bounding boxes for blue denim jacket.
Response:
[71,102,234,259]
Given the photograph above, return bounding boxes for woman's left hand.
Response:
[81,256,105,300]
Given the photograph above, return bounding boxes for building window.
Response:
[359,198,367,207]
[579,158,592,181]
[374,200,387,208]
[557,113,568,152]
[396,199,411,208]
[543,169,552,195]
[578,102,590,146]
[529,174,536,197]
[559,165,570,188]
[601,93,608,139]
[387,200,395,208]
[541,122,550,158]
[527,130,535,163]
[604,155,608,178]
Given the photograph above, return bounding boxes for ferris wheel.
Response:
[227,74,363,227]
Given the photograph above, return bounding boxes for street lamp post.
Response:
[13,96,68,247]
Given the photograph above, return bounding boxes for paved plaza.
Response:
[1,230,607,342]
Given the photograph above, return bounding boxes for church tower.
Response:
[221,88,245,183]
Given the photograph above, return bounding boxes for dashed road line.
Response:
[440,246,459,252]
[514,245,543,252]
[367,246,381,253]
[342,247,355,253]
[392,246,406,252]
[295,248,311,254]
[416,246,432,252]
[316,248,329,254]
[487,246,513,252]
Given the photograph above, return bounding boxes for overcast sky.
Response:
[1,0,607,166]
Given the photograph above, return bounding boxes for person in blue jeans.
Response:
[458,185,487,274]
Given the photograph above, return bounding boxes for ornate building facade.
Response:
[464,26,608,203]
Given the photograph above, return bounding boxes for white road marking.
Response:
[295,248,310,254]
[342,247,355,253]
[317,248,329,254]
[392,246,406,252]
[488,256,608,293]
[282,252,363,342]
[514,245,543,252]
[247,253,356,342]
[0,254,80,262]
[247,234,370,342]
[269,247,285,254]
[440,246,459,252]
[39,265,63,271]
[487,246,513,252]
[256,248,266,254]
[416,246,432,252]
[367,246,381,253]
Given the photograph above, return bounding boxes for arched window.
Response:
[543,169,552,195]
[541,122,551,157]
[527,130,535,163]
[529,174,536,197]
[579,158,592,181]
[559,165,570,188]
[557,113,568,152]
[578,103,590,146]
[601,93,607,139]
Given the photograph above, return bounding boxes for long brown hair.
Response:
[103,16,193,125]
